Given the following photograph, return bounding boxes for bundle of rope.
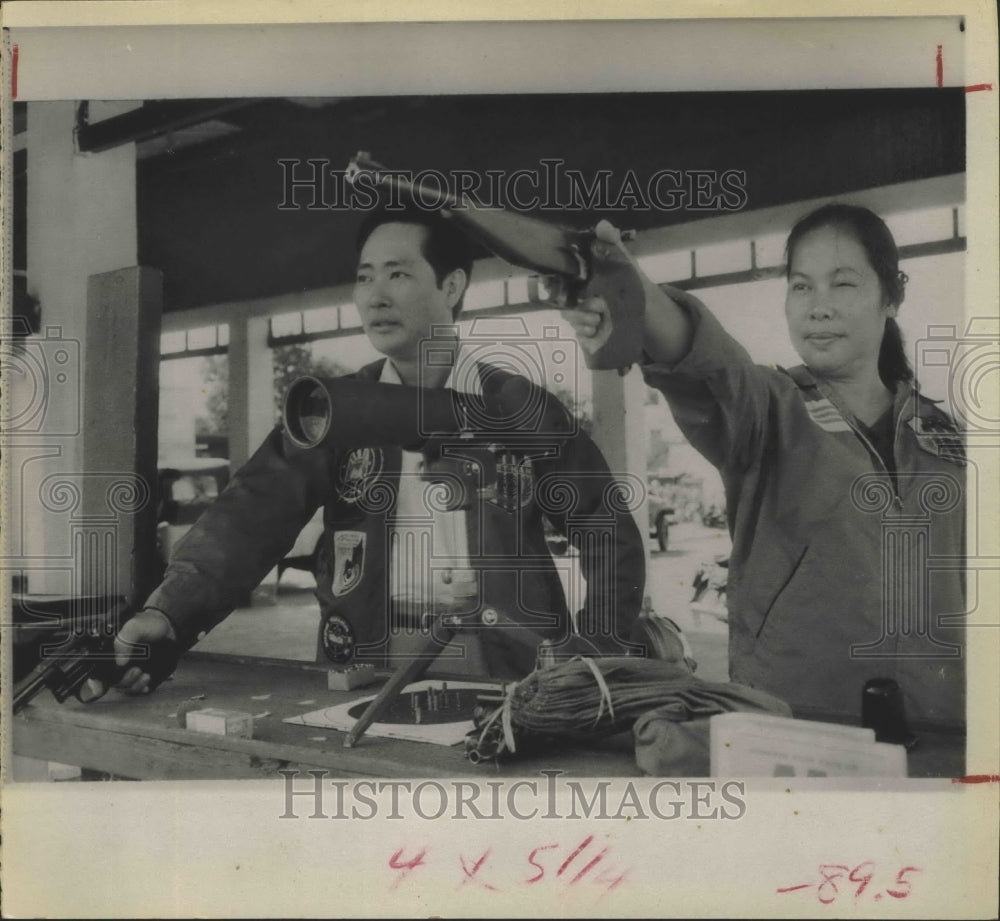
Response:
[464,655,791,764]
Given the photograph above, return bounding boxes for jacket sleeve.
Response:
[143,427,333,649]
[640,286,772,474]
[535,415,646,647]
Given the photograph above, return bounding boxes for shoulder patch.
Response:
[908,409,966,466]
[802,396,853,433]
[783,366,851,433]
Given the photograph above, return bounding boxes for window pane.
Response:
[463,279,506,311]
[159,355,229,460]
[160,331,186,354]
[303,305,340,334]
[505,276,529,306]
[752,232,788,268]
[186,325,218,351]
[338,304,362,331]
[637,249,690,283]
[886,207,957,247]
[270,312,303,338]
[695,240,750,276]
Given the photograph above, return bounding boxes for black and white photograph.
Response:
[1,3,997,918]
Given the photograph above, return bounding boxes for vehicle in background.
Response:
[546,482,677,553]
[647,492,677,552]
[700,503,727,529]
[155,457,230,582]
[155,457,323,584]
[690,554,729,626]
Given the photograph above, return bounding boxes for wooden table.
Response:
[11,652,643,780]
[11,652,965,780]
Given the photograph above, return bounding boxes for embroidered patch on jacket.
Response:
[802,397,853,433]
[331,530,366,597]
[491,451,535,512]
[908,415,967,466]
[337,447,384,504]
[321,613,356,664]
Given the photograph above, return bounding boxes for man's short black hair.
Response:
[355,206,475,318]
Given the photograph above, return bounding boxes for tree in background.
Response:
[272,343,349,421]
[195,354,228,437]
[194,344,350,438]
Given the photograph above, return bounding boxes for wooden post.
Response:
[84,267,163,607]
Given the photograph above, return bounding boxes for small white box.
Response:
[185,708,254,738]
[328,664,379,691]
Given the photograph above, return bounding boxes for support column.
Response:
[226,314,274,471]
[17,101,139,595]
[589,364,652,579]
[226,314,279,605]
[84,267,163,606]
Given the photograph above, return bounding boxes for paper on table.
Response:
[709,712,907,777]
[283,680,500,746]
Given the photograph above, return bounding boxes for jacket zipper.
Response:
[816,381,906,511]
[852,425,904,510]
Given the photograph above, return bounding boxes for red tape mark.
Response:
[965,83,994,93]
[951,774,1000,784]
[11,44,18,100]
[935,44,943,88]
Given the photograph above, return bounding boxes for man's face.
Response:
[354,222,460,365]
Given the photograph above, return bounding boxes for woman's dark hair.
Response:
[785,203,912,384]
[356,206,474,319]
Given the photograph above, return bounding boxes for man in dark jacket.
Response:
[95,207,645,695]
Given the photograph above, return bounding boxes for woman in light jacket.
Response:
[567,204,965,732]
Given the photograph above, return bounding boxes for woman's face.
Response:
[785,224,894,384]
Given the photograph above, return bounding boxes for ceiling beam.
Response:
[76,99,260,153]
[161,174,964,334]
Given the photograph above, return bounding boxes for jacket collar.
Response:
[781,363,922,422]
[359,353,486,396]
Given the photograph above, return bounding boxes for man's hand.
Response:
[79,609,179,701]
